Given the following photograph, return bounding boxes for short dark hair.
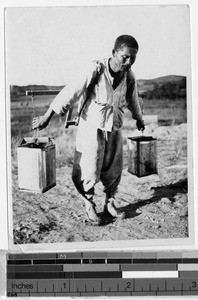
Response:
[114,35,139,51]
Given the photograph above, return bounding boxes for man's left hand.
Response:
[136,119,145,131]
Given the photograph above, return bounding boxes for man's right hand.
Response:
[32,107,55,130]
[32,115,50,130]
[136,119,145,131]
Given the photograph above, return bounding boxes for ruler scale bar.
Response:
[7,278,198,295]
[8,257,198,264]
[83,259,105,264]
[63,264,120,272]
[8,260,32,265]
[133,258,158,264]
[158,258,183,263]
[8,270,180,279]
[183,259,198,263]
[8,251,198,259]
[179,271,198,278]
[123,271,179,278]
[121,264,177,271]
[8,271,123,279]
[7,265,64,272]
[8,254,57,260]
[60,264,178,272]
[7,251,198,297]
[179,264,198,271]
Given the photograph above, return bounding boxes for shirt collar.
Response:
[103,58,114,84]
[103,58,127,86]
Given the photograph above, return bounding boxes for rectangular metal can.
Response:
[127,136,158,177]
[17,137,56,193]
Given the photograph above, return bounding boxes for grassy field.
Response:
[9,95,189,244]
[10,96,187,168]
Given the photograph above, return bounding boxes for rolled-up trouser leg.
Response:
[72,150,95,200]
[100,129,123,200]
[72,128,105,201]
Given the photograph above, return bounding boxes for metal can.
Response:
[127,136,158,177]
[17,137,56,193]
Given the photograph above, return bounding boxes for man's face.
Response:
[112,46,138,72]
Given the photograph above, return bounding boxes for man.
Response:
[32,35,145,226]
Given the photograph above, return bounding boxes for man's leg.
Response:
[100,129,125,219]
[72,128,105,224]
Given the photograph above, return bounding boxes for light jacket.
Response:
[50,58,143,132]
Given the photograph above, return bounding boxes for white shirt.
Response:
[50,58,143,132]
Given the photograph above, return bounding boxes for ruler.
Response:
[7,251,198,297]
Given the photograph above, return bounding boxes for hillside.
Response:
[10,75,186,101]
[137,75,186,99]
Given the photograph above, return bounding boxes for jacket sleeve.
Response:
[50,62,98,115]
[126,70,143,121]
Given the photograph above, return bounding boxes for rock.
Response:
[152,126,172,139]
[159,165,187,185]
[160,197,172,204]
[151,123,187,140]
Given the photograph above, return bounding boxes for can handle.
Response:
[31,93,39,143]
[138,96,145,137]
[46,137,54,147]
[34,128,39,141]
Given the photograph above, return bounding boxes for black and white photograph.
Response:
[5,4,193,248]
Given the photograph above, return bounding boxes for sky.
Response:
[5,5,191,86]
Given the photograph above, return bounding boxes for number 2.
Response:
[127,282,131,289]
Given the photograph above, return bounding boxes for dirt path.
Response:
[12,124,188,244]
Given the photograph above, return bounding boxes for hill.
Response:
[10,75,186,101]
[137,75,186,99]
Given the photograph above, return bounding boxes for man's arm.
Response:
[32,62,98,130]
[49,62,99,116]
[126,70,145,131]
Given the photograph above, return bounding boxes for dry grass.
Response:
[9,96,189,244]
[11,97,187,168]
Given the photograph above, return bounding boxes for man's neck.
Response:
[108,58,122,78]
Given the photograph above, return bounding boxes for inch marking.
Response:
[6,286,198,296]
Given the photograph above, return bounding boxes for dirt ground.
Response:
[11,123,188,244]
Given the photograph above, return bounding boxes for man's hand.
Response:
[136,119,145,131]
[32,115,50,130]
[32,107,55,130]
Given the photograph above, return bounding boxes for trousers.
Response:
[72,125,123,201]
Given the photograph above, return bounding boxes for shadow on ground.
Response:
[99,179,187,226]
